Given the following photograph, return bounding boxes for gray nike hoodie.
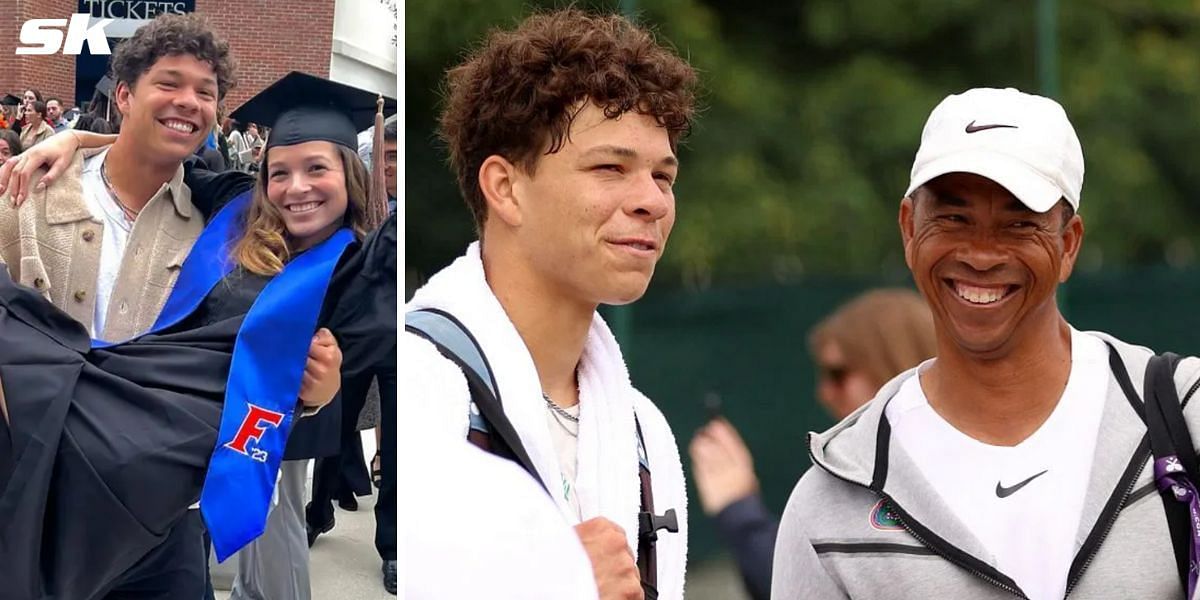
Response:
[773,331,1200,599]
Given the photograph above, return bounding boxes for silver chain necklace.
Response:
[100,161,141,224]
[543,392,580,423]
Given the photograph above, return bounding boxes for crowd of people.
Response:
[1,82,288,183]
[0,12,397,600]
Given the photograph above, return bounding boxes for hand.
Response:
[688,417,760,516]
[574,518,642,600]
[0,129,82,206]
[299,328,342,408]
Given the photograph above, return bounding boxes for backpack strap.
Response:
[635,416,679,600]
[405,308,547,493]
[1144,352,1200,599]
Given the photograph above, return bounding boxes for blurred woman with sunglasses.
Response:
[688,288,935,600]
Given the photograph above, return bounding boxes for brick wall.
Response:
[0,0,335,115]
[196,0,335,113]
[0,0,77,106]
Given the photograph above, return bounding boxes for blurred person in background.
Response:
[1,94,21,132]
[224,117,249,171]
[15,88,42,132]
[247,140,263,174]
[0,130,22,162]
[22,88,42,106]
[19,100,54,149]
[382,118,396,212]
[689,288,935,600]
[45,98,68,132]
[244,121,261,147]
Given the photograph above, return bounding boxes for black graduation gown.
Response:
[180,161,345,460]
[0,213,396,600]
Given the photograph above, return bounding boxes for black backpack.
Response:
[1110,346,1200,598]
[407,307,678,599]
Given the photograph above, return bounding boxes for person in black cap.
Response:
[0,94,21,133]
[3,69,398,595]
[73,76,120,134]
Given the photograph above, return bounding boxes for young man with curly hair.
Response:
[405,8,698,599]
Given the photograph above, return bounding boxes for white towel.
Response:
[406,242,689,599]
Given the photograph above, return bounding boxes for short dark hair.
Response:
[439,8,698,233]
[27,101,47,120]
[109,13,236,101]
[384,117,397,143]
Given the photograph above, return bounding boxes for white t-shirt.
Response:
[886,328,1108,600]
[80,148,133,340]
[544,401,583,521]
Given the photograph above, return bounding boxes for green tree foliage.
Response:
[406,0,1200,289]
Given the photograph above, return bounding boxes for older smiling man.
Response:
[773,87,1200,600]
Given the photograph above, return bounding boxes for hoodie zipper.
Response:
[808,445,1028,598]
[1065,379,1195,595]
[888,496,1027,600]
[1061,451,1147,597]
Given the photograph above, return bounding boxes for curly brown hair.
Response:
[110,13,236,101]
[438,8,698,234]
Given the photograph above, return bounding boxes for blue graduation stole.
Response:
[94,191,355,561]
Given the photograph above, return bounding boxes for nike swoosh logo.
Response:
[995,470,1048,498]
[965,120,1018,134]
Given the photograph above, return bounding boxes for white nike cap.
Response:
[906,87,1084,213]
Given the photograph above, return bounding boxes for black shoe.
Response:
[337,493,358,512]
[382,560,396,595]
[306,509,334,548]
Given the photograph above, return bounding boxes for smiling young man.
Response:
[405,9,697,599]
[773,88,1200,599]
[0,14,233,600]
[0,14,224,344]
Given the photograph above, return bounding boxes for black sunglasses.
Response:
[819,364,850,385]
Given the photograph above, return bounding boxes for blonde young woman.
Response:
[0,73,396,600]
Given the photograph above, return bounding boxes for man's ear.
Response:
[899,195,917,270]
[1058,211,1085,282]
[478,154,523,228]
[114,80,134,119]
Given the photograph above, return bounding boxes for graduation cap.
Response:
[0,94,20,106]
[95,76,115,98]
[229,71,397,152]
